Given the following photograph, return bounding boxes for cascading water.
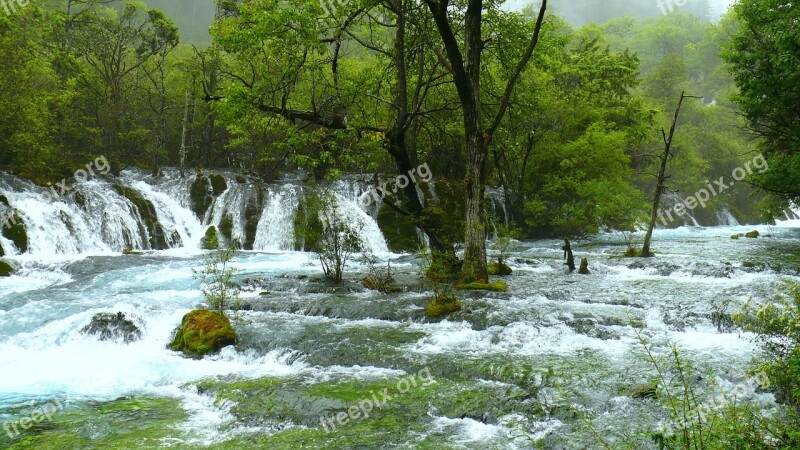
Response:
[0,170,393,256]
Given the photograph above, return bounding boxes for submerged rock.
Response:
[81,312,142,344]
[731,234,741,239]
[745,230,760,238]
[457,280,508,292]
[488,262,512,276]
[0,260,14,276]
[169,309,237,358]
[626,382,658,399]
[425,294,462,318]
[1,212,28,253]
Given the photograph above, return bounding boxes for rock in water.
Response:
[0,260,13,276]
[169,309,237,358]
[81,312,142,344]
[745,230,760,238]
[579,258,590,275]
[203,226,220,250]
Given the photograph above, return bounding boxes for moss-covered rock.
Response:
[203,226,220,250]
[425,294,462,317]
[190,175,213,219]
[122,248,143,255]
[169,309,237,358]
[626,382,658,399]
[745,230,760,238]
[456,280,508,292]
[0,194,8,206]
[1,213,28,253]
[112,185,169,250]
[488,262,512,276]
[731,234,741,240]
[0,260,13,276]
[293,191,324,252]
[377,203,422,253]
[208,173,228,195]
[219,213,234,243]
[81,312,142,344]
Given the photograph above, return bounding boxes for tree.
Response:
[723,0,800,204]
[69,2,179,168]
[641,91,701,257]
[422,0,548,282]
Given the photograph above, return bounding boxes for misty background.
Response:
[146,0,737,45]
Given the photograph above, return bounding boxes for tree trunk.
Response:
[641,91,700,256]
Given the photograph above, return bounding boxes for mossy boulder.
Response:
[1,213,28,253]
[0,194,8,206]
[203,226,220,250]
[122,248,143,255]
[169,309,237,358]
[425,294,462,317]
[208,174,228,196]
[190,175,213,219]
[81,312,142,344]
[457,280,508,292]
[745,230,760,238]
[293,191,324,252]
[219,213,234,243]
[731,234,741,240]
[488,262,512,276]
[626,382,658,399]
[0,260,13,276]
[376,203,422,253]
[112,185,169,249]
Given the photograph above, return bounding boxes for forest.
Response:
[0,0,799,448]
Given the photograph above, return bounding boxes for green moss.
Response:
[219,213,234,242]
[456,280,508,292]
[578,258,590,275]
[376,203,421,253]
[626,382,658,399]
[194,373,539,449]
[203,226,220,250]
[112,185,169,249]
[0,397,187,450]
[731,234,741,240]
[745,230,760,238]
[0,260,13,276]
[2,213,28,253]
[190,175,212,219]
[425,294,462,317]
[208,174,228,195]
[293,191,324,252]
[169,309,237,358]
[487,262,512,276]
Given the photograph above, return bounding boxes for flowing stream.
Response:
[1,170,799,448]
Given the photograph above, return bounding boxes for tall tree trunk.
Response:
[641,91,701,256]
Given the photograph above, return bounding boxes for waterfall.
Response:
[253,184,300,251]
[0,170,392,257]
[715,207,740,226]
[332,180,389,254]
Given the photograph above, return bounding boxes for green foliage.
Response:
[723,0,800,204]
[735,282,800,413]
[193,246,240,313]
